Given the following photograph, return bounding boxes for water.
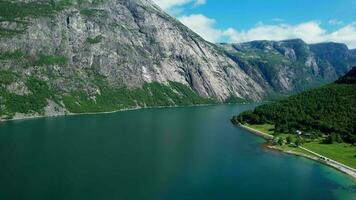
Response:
[0,104,355,200]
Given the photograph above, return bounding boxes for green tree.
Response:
[295,138,303,147]
[325,133,339,144]
[273,136,279,145]
[335,134,343,143]
[232,80,356,144]
[286,135,294,144]
[277,138,284,146]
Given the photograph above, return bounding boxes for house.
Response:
[294,130,302,135]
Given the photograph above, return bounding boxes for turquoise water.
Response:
[0,104,355,200]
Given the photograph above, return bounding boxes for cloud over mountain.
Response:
[178,14,356,48]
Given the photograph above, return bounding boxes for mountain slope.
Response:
[220,39,356,94]
[335,67,356,84]
[232,67,356,143]
[309,42,355,75]
[0,0,264,120]
[351,49,356,56]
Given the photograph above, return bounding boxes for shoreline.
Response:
[0,103,222,123]
[237,124,356,179]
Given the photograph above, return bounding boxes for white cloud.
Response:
[194,0,206,6]
[326,23,356,48]
[224,21,356,48]
[177,14,356,48]
[152,0,206,11]
[179,14,222,42]
[224,22,328,44]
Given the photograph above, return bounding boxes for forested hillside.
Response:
[232,67,356,143]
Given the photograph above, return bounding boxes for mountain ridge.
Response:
[220,39,355,94]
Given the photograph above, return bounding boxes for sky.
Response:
[152,0,356,48]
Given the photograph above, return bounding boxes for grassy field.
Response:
[247,124,275,135]
[276,145,316,158]
[303,140,356,169]
[246,124,316,157]
[245,124,356,169]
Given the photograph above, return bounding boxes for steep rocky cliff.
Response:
[220,39,356,94]
[0,0,263,119]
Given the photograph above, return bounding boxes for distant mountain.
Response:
[232,67,356,143]
[351,49,356,55]
[220,39,356,95]
[336,67,356,84]
[309,42,355,75]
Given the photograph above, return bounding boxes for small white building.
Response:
[296,130,302,135]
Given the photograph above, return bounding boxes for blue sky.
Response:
[153,0,356,48]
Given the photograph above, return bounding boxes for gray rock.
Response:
[0,0,264,102]
[220,39,356,93]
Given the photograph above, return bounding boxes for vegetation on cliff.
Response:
[0,69,214,118]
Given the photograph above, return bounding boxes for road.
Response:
[238,123,356,179]
[299,146,356,178]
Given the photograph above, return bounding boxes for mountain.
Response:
[335,67,356,84]
[351,49,356,55]
[220,39,356,95]
[232,67,356,143]
[0,0,264,120]
[309,42,355,75]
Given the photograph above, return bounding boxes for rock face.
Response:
[0,0,263,99]
[309,43,355,75]
[0,0,355,120]
[220,39,356,94]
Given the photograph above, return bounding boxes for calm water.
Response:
[0,104,355,200]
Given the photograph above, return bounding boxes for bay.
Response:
[0,104,355,200]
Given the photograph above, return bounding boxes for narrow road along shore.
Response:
[239,124,273,140]
[236,124,356,179]
[298,146,356,178]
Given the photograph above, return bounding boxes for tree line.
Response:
[232,82,356,144]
